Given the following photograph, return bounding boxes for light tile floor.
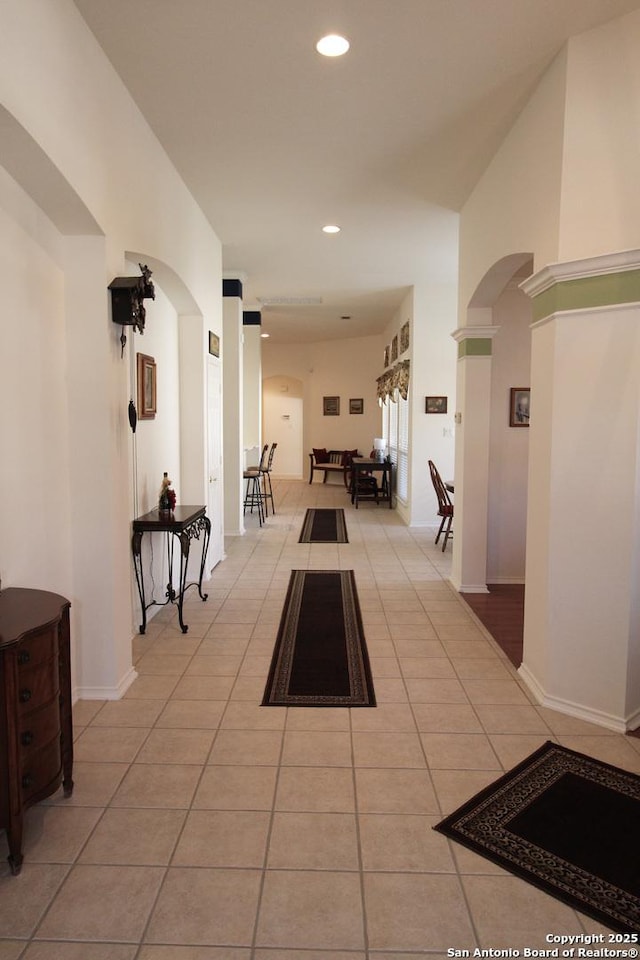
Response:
[2,479,639,959]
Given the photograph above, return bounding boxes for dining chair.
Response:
[428,459,453,551]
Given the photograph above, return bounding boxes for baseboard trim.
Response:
[518,662,631,733]
[74,664,138,702]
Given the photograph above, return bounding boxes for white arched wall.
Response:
[451,254,532,594]
[487,276,533,582]
[457,9,640,729]
[0,0,223,701]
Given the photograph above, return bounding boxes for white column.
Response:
[223,281,245,535]
[242,312,262,466]
[450,326,499,593]
[520,250,640,731]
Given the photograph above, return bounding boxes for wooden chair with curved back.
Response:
[428,459,453,551]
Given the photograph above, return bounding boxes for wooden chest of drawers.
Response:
[0,588,73,874]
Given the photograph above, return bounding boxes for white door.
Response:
[263,394,303,478]
[207,357,224,570]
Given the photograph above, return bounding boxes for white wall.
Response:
[459,49,567,318]
[559,11,640,260]
[388,282,458,528]
[0,0,223,699]
[0,172,72,593]
[128,276,182,607]
[457,10,640,728]
[243,323,262,455]
[460,9,640,311]
[262,335,384,476]
[130,281,181,516]
[263,378,304,479]
[487,285,531,582]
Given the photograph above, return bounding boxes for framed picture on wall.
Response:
[323,396,340,416]
[391,335,398,362]
[349,398,364,415]
[425,396,447,414]
[137,353,157,420]
[208,331,220,357]
[384,345,390,367]
[400,321,410,354]
[509,387,530,426]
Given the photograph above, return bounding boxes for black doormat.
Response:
[434,740,640,932]
[262,569,375,707]
[298,508,348,543]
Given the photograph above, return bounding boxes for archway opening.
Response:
[457,253,533,665]
[262,375,304,479]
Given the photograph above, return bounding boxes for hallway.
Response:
[1,480,638,956]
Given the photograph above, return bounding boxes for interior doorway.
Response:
[263,376,304,478]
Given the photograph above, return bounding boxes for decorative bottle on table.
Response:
[158,472,176,518]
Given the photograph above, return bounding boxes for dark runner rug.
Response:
[262,569,375,707]
[434,740,640,932]
[298,508,348,543]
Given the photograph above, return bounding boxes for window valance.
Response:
[377,359,410,403]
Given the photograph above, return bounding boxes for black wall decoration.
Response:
[109,263,155,357]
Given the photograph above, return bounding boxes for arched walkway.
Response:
[451,253,533,594]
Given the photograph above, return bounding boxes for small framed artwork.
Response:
[137,353,157,420]
[208,331,220,357]
[391,335,398,362]
[323,396,340,416]
[349,398,364,415]
[400,321,410,354]
[510,387,530,427]
[384,345,390,368]
[425,396,447,414]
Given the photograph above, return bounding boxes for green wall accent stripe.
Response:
[532,269,640,322]
[457,338,492,358]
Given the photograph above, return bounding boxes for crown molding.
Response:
[520,248,640,298]
[451,325,500,342]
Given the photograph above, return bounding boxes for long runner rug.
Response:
[298,508,348,543]
[262,569,375,707]
[434,740,640,932]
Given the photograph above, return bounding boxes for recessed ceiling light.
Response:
[316,34,349,57]
[322,224,341,234]
[260,332,270,338]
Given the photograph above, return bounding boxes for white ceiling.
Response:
[74,0,640,343]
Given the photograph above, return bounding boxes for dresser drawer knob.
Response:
[17,650,31,666]
[21,731,34,747]
[19,689,32,703]
[21,774,34,789]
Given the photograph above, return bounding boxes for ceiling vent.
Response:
[257,296,323,306]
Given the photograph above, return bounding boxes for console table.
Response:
[132,505,211,634]
[350,457,394,509]
[0,588,73,875]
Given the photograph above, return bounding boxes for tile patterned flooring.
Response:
[2,479,640,958]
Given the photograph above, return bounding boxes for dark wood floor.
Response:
[460,584,524,668]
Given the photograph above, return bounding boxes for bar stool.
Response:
[243,444,269,525]
[260,442,277,516]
